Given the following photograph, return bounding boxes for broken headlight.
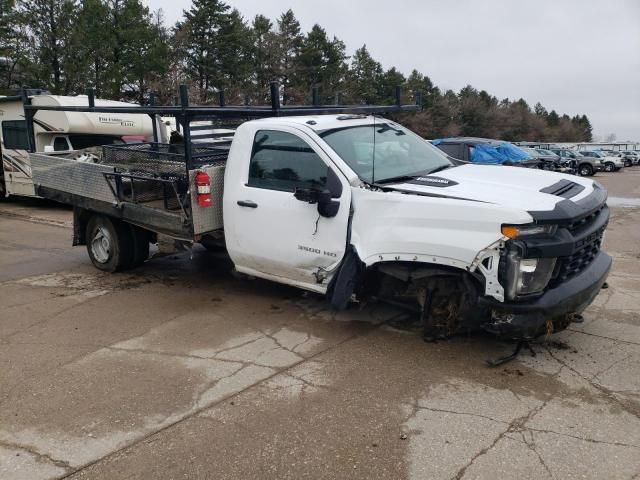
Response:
[504,251,556,299]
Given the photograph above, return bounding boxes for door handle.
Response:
[237,200,258,208]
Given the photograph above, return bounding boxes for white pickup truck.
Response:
[29,86,611,341]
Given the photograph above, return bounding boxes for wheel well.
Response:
[361,261,483,301]
[73,209,156,246]
[362,261,489,337]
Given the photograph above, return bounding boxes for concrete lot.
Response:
[1,168,639,479]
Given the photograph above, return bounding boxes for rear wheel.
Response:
[86,215,134,272]
[578,164,593,176]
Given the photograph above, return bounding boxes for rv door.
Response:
[1,120,36,197]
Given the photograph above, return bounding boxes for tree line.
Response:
[0,0,592,142]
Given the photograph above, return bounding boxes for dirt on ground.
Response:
[1,167,639,480]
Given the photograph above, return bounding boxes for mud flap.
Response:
[326,246,361,310]
[73,207,89,246]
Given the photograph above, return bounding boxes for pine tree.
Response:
[274,9,303,101]
[534,102,548,117]
[252,14,274,91]
[174,0,231,101]
[216,8,253,95]
[64,0,111,95]
[19,0,77,93]
[406,70,437,108]
[0,0,30,91]
[580,114,593,142]
[347,45,383,104]
[297,24,347,102]
[547,109,560,127]
[118,2,169,103]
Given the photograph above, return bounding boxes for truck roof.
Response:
[250,114,379,132]
[434,137,505,145]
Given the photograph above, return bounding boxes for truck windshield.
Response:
[320,123,451,184]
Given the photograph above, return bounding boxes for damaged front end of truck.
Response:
[341,178,611,348]
[478,182,611,339]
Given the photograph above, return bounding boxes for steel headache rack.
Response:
[25,82,421,239]
[22,82,422,170]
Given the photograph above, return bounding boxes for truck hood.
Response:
[385,164,596,213]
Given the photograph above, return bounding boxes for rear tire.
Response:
[85,215,134,272]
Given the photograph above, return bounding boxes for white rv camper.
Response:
[0,90,164,197]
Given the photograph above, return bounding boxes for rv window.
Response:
[53,137,70,151]
[1,120,30,150]
[68,135,124,150]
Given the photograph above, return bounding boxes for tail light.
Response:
[195,171,212,207]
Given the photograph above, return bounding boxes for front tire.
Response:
[578,164,594,176]
[86,215,134,272]
[604,162,615,172]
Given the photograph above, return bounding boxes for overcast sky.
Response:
[145,0,640,141]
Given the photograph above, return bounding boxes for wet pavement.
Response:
[1,168,639,479]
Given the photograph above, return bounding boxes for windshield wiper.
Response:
[375,165,453,185]
[375,174,421,185]
[426,164,452,174]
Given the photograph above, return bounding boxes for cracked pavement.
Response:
[0,168,639,479]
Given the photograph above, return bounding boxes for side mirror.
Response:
[316,190,340,218]
[294,188,340,218]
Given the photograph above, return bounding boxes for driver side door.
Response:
[224,126,352,289]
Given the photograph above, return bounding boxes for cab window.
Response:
[435,143,463,159]
[248,130,328,192]
[53,137,70,151]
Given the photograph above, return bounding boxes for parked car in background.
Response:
[605,151,636,167]
[520,147,573,173]
[432,137,540,167]
[580,151,625,172]
[548,148,603,176]
[620,151,640,165]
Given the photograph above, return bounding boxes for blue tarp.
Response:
[432,139,533,165]
[469,144,508,164]
[497,142,532,162]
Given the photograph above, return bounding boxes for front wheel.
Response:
[578,164,594,176]
[86,215,134,272]
[604,162,615,172]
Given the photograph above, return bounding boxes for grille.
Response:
[549,209,606,287]
[566,206,604,233]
